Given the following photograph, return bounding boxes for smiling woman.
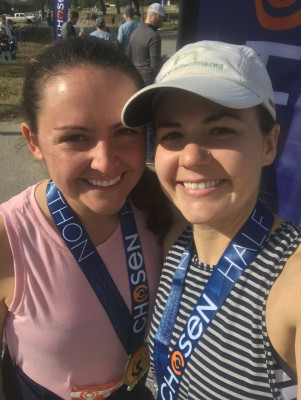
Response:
[122,40,301,400]
[0,36,172,400]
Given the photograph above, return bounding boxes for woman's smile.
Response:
[32,66,146,216]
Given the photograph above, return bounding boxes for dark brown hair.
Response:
[256,105,276,136]
[69,10,79,19]
[22,36,144,133]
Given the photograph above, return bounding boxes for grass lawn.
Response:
[0,17,177,123]
[0,26,54,122]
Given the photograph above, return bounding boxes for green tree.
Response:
[0,1,11,14]
[86,0,96,8]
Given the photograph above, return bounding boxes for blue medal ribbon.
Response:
[153,199,274,400]
[46,180,149,355]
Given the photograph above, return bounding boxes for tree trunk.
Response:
[116,0,120,15]
[99,0,106,15]
[132,0,140,17]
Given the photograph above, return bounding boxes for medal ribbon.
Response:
[46,181,149,355]
[153,199,274,400]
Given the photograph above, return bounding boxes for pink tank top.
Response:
[0,183,162,399]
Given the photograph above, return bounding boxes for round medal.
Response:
[123,344,150,391]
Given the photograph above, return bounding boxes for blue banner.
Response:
[185,0,301,223]
[53,0,68,40]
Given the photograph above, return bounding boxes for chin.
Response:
[81,196,125,215]
[175,202,214,224]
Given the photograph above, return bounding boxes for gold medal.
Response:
[123,344,150,391]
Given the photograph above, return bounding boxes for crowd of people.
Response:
[0,15,17,64]
[0,3,300,400]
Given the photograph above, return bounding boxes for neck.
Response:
[193,226,233,266]
[192,199,258,265]
[145,14,156,26]
[35,180,120,246]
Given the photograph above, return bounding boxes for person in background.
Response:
[122,40,301,400]
[0,36,172,400]
[90,16,110,40]
[117,6,140,53]
[6,19,17,59]
[0,16,12,41]
[127,3,165,86]
[61,11,82,39]
[0,27,12,64]
[126,3,166,164]
[46,12,53,29]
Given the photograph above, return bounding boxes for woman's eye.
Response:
[62,135,87,143]
[211,127,234,136]
[117,128,139,136]
[157,131,182,142]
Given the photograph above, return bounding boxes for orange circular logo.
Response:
[171,351,184,376]
[57,10,63,19]
[255,0,301,30]
[133,284,148,303]
[123,344,150,385]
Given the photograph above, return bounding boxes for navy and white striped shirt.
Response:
[149,221,300,400]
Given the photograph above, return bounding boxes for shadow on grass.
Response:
[0,63,27,78]
[21,27,54,43]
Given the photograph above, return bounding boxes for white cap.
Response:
[122,41,276,127]
[147,3,165,16]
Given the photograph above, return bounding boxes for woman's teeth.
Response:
[87,176,121,187]
[183,180,223,190]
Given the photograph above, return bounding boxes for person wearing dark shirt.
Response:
[0,27,12,64]
[61,11,81,39]
[127,3,165,86]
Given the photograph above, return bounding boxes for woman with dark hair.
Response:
[0,36,171,400]
[122,41,301,399]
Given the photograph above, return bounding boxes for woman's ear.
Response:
[262,124,280,167]
[21,122,44,161]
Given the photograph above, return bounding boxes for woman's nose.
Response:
[90,141,117,173]
[179,142,212,169]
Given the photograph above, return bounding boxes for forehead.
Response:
[41,65,136,96]
[38,66,139,122]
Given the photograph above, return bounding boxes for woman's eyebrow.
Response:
[155,111,243,130]
[155,121,181,130]
[203,112,243,124]
[53,125,89,132]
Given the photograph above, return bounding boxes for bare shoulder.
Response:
[0,214,15,308]
[270,215,301,307]
[266,235,301,373]
[283,241,301,389]
[163,205,190,257]
[270,239,301,319]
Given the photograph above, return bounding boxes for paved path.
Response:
[0,31,177,203]
[0,128,48,203]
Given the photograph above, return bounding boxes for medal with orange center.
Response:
[123,343,150,391]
